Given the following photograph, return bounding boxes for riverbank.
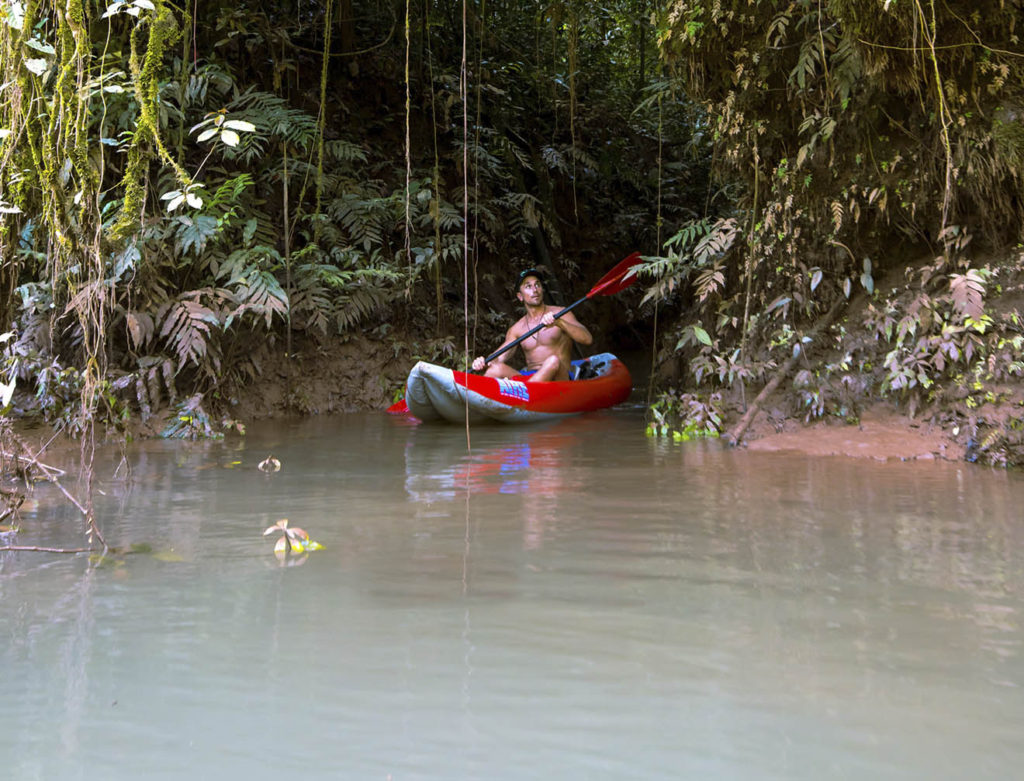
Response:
[739,403,964,462]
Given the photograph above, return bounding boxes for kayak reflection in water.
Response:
[472,268,593,382]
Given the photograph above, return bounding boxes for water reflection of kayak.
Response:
[394,352,631,424]
[404,417,592,501]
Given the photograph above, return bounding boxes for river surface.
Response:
[3,409,1023,779]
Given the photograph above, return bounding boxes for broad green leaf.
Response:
[223,120,256,132]
[810,268,822,291]
[134,0,155,8]
[693,325,712,346]
[25,38,55,55]
[185,192,203,209]
[24,58,48,75]
[220,129,240,147]
[6,0,25,28]
[196,127,218,143]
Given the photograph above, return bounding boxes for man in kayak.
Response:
[472,268,593,382]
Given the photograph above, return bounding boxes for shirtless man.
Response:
[472,268,593,382]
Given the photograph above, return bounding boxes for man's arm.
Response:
[543,309,593,346]
[472,324,522,372]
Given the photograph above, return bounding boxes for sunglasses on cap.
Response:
[517,268,544,285]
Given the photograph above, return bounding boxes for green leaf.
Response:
[24,38,55,55]
[175,215,219,256]
[693,325,712,346]
[860,272,874,294]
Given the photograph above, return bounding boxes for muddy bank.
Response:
[738,403,964,462]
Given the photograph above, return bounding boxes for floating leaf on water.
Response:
[128,542,153,554]
[258,456,281,473]
[274,536,289,555]
[275,550,308,566]
[264,518,289,536]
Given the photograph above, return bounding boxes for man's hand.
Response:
[542,312,558,327]
[472,356,487,372]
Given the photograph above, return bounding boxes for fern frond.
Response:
[157,294,223,372]
[228,270,289,329]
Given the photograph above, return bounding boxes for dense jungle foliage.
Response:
[1,0,1023,467]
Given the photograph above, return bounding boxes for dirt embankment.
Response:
[738,403,963,462]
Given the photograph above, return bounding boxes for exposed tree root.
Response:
[726,296,847,447]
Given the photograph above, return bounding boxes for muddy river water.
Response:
[2,409,1023,778]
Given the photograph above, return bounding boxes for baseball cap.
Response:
[516,268,544,289]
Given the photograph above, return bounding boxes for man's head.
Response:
[516,268,545,306]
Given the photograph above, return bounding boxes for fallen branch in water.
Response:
[725,296,847,447]
[0,545,95,553]
[0,449,67,478]
[1,429,107,551]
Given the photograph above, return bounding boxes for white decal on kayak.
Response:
[497,378,529,401]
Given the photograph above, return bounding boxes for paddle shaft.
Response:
[484,294,588,364]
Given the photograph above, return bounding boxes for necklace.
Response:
[526,311,544,340]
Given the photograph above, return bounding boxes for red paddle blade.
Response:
[587,251,643,298]
[387,398,409,414]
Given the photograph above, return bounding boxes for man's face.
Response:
[517,275,543,306]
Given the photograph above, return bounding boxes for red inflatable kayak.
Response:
[389,353,632,424]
